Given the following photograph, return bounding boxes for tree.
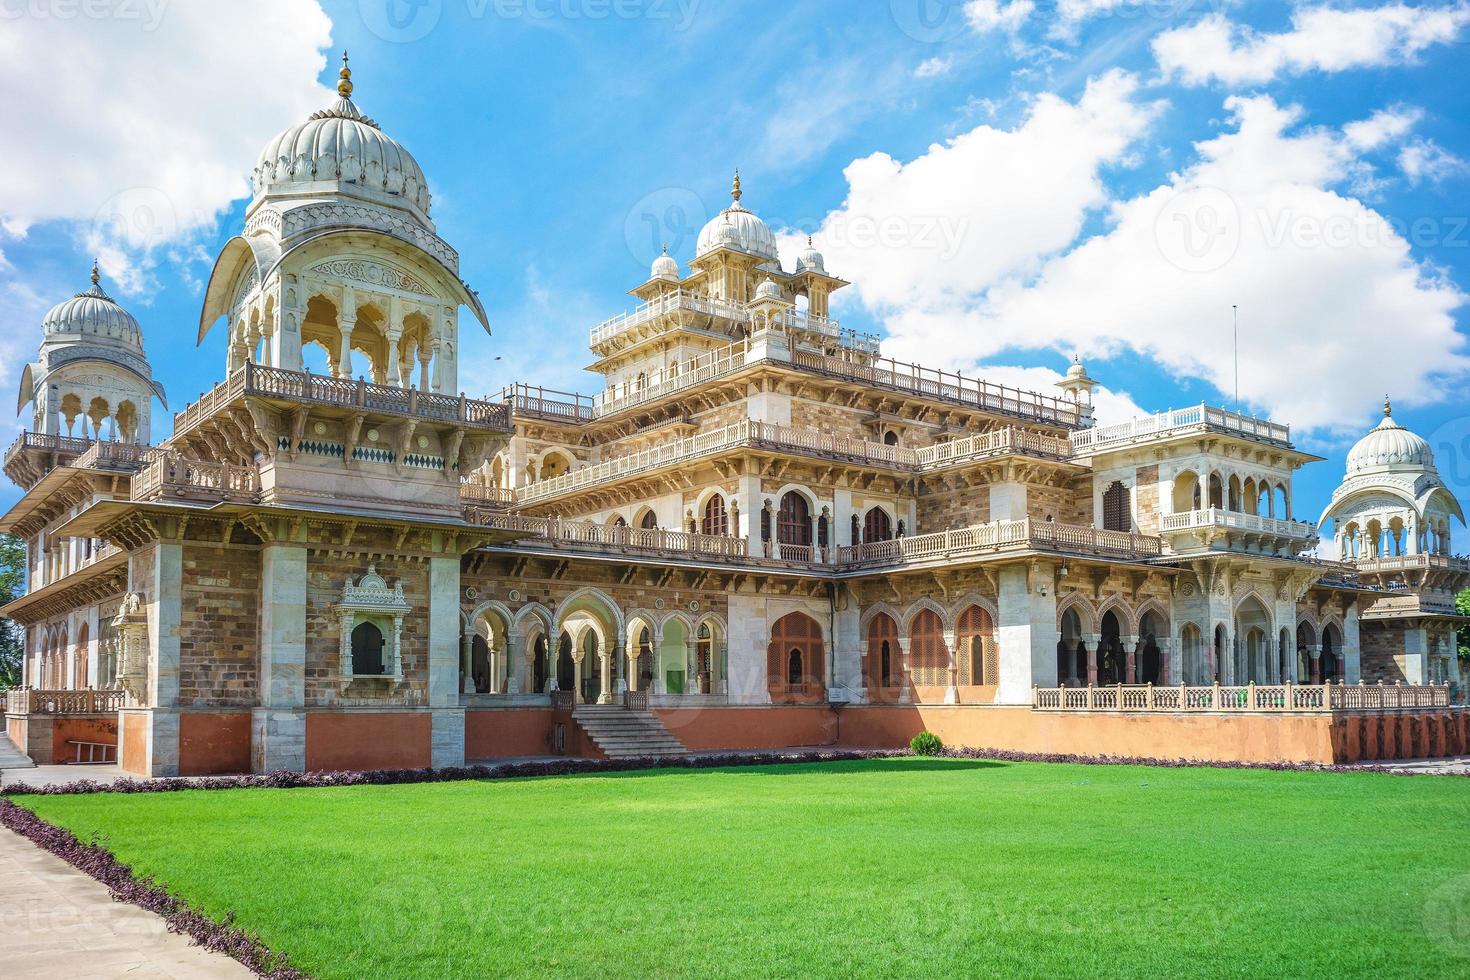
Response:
[1459,589,1470,680]
[0,533,24,688]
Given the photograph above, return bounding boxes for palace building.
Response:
[4,61,1467,775]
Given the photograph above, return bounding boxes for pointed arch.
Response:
[902,595,952,634]
[1055,592,1098,635]
[1096,594,1136,636]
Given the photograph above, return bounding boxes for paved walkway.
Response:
[0,732,35,770]
[0,823,252,979]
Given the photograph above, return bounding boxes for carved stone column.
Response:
[1083,633,1100,686]
[1122,636,1138,684]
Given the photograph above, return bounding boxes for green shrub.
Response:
[910,732,943,756]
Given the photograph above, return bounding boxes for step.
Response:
[570,705,689,759]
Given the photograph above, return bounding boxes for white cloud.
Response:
[781,70,1160,317]
[965,0,1035,34]
[1398,138,1467,184]
[1154,4,1470,87]
[961,96,1468,433]
[1342,105,1423,151]
[914,56,955,79]
[0,1,334,292]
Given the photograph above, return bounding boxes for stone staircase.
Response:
[571,703,689,760]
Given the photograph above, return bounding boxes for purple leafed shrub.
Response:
[0,798,307,979]
[935,745,1467,776]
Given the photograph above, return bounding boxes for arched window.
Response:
[863,507,893,543]
[777,492,812,546]
[471,634,490,693]
[1102,481,1130,532]
[760,502,772,543]
[702,495,727,536]
[956,605,994,685]
[532,634,549,694]
[850,514,860,545]
[767,612,824,699]
[611,516,628,528]
[351,622,386,675]
[867,613,900,694]
[695,624,714,694]
[883,430,900,446]
[908,610,947,688]
[640,509,658,530]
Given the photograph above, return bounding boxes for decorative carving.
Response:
[310,258,431,296]
[334,564,413,691]
[112,592,149,704]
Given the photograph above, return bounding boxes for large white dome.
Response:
[42,265,143,352]
[696,173,779,262]
[250,55,431,218]
[1346,399,1435,475]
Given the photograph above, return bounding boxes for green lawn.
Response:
[17,758,1470,978]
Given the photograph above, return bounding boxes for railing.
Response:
[71,440,149,471]
[516,419,1073,504]
[175,362,513,436]
[5,688,128,714]
[791,349,1082,427]
[624,691,649,711]
[913,427,1072,465]
[1354,554,1470,573]
[593,341,752,416]
[480,513,749,558]
[1160,508,1318,539]
[839,518,1163,565]
[551,691,575,713]
[133,452,259,503]
[499,383,596,423]
[3,431,92,468]
[590,289,750,347]
[460,482,516,507]
[1071,403,1292,454]
[1033,681,1451,712]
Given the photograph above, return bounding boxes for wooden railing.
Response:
[839,518,1163,565]
[1033,681,1451,713]
[1071,403,1291,454]
[5,688,128,714]
[174,362,512,437]
[133,452,259,503]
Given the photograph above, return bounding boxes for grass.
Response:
[16,758,1470,978]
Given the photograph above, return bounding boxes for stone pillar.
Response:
[572,652,583,704]
[462,629,475,695]
[253,543,307,774]
[897,632,913,704]
[139,541,183,777]
[995,564,1058,704]
[505,628,523,694]
[1122,636,1138,684]
[387,329,404,387]
[419,342,434,393]
[942,628,959,704]
[1343,605,1363,684]
[337,312,356,379]
[428,556,465,767]
[1083,635,1099,686]
[1308,644,1322,685]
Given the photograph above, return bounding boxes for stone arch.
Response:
[865,609,903,697]
[902,596,952,634]
[767,611,826,703]
[554,588,624,640]
[1172,469,1202,513]
[1096,594,1137,636]
[626,612,659,693]
[512,602,554,639]
[947,592,998,627]
[860,601,906,633]
[1178,622,1207,685]
[1055,592,1098,635]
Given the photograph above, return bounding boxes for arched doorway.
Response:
[866,613,901,699]
[556,632,575,697]
[863,507,893,543]
[1180,624,1205,685]
[908,609,948,691]
[1057,608,1083,684]
[767,612,824,702]
[1234,596,1272,683]
[471,634,491,694]
[1212,624,1228,684]
[1098,611,1124,684]
[777,492,812,548]
[633,625,655,692]
[1137,611,1163,684]
[532,634,549,694]
[1321,624,1342,682]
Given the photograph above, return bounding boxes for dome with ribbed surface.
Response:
[795,236,825,274]
[1346,398,1434,475]
[250,54,431,218]
[651,244,679,281]
[42,264,143,351]
[696,172,779,262]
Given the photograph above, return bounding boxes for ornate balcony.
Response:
[1159,508,1318,557]
[5,688,129,715]
[2,432,93,489]
[838,518,1163,567]
[131,452,260,504]
[1071,403,1292,455]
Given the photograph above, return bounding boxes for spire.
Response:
[337,50,353,99]
[90,259,100,286]
[1384,394,1392,418]
[661,242,668,255]
[731,168,742,203]
[807,235,813,248]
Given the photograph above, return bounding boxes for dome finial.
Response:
[1384,394,1392,418]
[661,242,668,255]
[731,168,742,203]
[90,259,100,286]
[338,50,353,99]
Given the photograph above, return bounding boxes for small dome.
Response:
[650,245,679,281]
[1066,356,1087,380]
[696,172,780,262]
[755,278,782,301]
[1346,397,1435,475]
[42,263,144,351]
[251,54,431,219]
[795,236,826,274]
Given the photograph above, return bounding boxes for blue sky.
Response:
[1,0,1468,520]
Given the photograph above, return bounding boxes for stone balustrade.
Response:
[132,452,260,504]
[1033,681,1451,713]
[1071,403,1292,454]
[5,688,129,715]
